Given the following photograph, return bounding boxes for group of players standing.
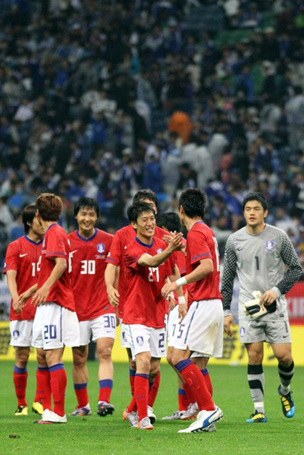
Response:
[5,188,302,432]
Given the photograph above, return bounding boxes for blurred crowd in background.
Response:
[0,0,304,269]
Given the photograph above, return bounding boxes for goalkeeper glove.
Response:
[244,291,267,319]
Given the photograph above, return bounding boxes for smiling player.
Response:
[69,197,115,417]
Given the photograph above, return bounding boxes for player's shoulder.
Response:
[96,228,114,242]
[264,224,288,238]
[6,236,26,252]
[68,230,78,240]
[153,236,168,250]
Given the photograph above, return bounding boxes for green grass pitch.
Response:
[0,361,303,455]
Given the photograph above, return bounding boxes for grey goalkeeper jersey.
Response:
[222,224,303,321]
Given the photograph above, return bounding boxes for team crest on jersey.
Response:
[97,243,105,254]
[265,240,275,250]
[157,249,163,254]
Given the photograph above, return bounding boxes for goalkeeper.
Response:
[221,192,302,424]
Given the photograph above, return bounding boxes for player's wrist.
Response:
[176,276,187,287]
[178,296,186,305]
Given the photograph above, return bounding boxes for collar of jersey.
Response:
[77,228,97,241]
[135,236,154,248]
[190,220,204,231]
[24,235,43,245]
[45,222,59,233]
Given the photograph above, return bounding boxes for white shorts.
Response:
[10,320,34,347]
[79,313,117,346]
[125,324,167,359]
[167,306,179,347]
[32,303,80,350]
[173,299,224,358]
[120,320,131,348]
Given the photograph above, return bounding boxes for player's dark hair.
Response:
[74,197,100,217]
[132,189,159,210]
[242,192,268,211]
[36,193,63,221]
[22,204,37,234]
[179,188,206,219]
[156,212,181,232]
[127,202,156,223]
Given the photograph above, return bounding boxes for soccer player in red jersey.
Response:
[120,202,183,430]
[4,204,47,416]
[162,188,224,433]
[156,212,198,421]
[105,189,178,422]
[68,197,115,417]
[18,193,80,424]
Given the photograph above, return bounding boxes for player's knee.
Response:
[73,350,87,368]
[129,359,136,370]
[16,348,30,366]
[36,349,47,368]
[97,346,113,361]
[277,353,293,366]
[136,354,151,373]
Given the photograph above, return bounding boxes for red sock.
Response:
[36,366,52,410]
[98,379,113,403]
[178,387,190,411]
[130,368,136,396]
[14,365,28,407]
[202,368,213,396]
[49,364,67,417]
[74,383,89,407]
[148,371,161,407]
[175,360,214,411]
[127,395,137,413]
[134,374,149,422]
[183,381,197,404]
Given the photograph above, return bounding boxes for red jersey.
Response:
[123,236,173,328]
[106,224,172,318]
[185,221,222,305]
[38,223,75,311]
[4,235,42,321]
[69,229,114,321]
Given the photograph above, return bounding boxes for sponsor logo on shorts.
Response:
[13,330,20,339]
[240,326,246,337]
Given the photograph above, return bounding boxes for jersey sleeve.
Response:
[187,231,212,265]
[106,232,122,266]
[3,243,19,273]
[45,231,67,260]
[221,235,237,314]
[276,233,303,295]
